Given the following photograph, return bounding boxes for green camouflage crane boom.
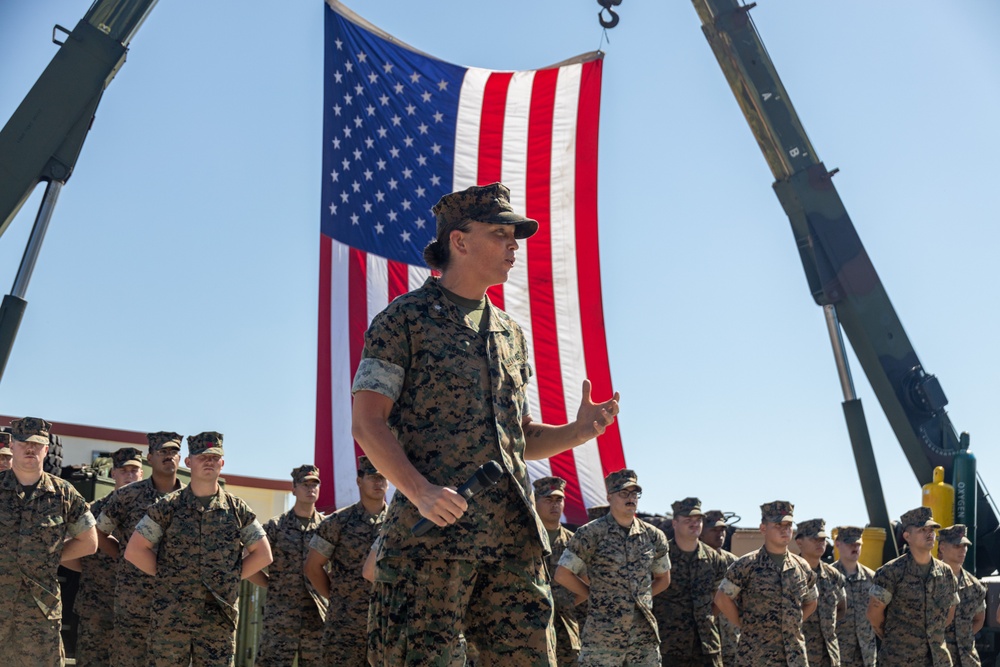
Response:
[691,0,999,576]
[0,0,158,381]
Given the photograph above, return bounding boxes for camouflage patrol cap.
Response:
[147,431,183,452]
[432,182,539,240]
[938,524,972,546]
[188,431,224,456]
[112,447,143,469]
[671,497,705,517]
[357,455,378,476]
[760,500,794,524]
[703,510,728,528]
[795,518,828,540]
[0,432,11,457]
[292,464,321,485]
[900,506,940,531]
[605,469,641,495]
[11,417,51,445]
[533,476,567,498]
[587,505,610,521]
[834,526,864,544]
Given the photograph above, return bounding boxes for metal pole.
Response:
[12,180,62,298]
[823,304,856,401]
[824,304,899,563]
[0,180,63,382]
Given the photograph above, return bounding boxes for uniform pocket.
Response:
[38,514,66,554]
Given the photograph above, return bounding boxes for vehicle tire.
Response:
[44,433,63,477]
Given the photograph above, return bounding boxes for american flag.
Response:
[315,0,624,525]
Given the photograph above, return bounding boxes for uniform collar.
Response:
[283,508,323,530]
[600,512,644,536]
[424,277,509,334]
[834,560,870,580]
[671,539,709,559]
[0,469,56,494]
[180,484,230,511]
[756,545,794,570]
[354,499,387,521]
[137,476,183,493]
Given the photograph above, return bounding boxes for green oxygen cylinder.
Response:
[953,432,977,573]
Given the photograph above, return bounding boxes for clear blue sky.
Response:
[2,1,998,530]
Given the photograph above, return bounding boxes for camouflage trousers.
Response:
[149,601,237,667]
[662,633,723,667]
[112,569,155,667]
[369,555,556,666]
[322,622,368,667]
[255,616,325,667]
[0,586,64,667]
[579,609,659,667]
[806,651,834,667]
[77,610,115,667]
[553,616,580,666]
[577,644,660,667]
[661,650,723,667]
[945,639,977,667]
[556,642,580,667]
[836,636,875,667]
[719,617,740,667]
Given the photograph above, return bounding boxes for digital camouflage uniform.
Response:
[310,495,386,666]
[75,447,143,667]
[870,507,959,667]
[0,432,11,471]
[797,519,846,667]
[547,524,583,666]
[255,466,327,667]
[717,548,740,666]
[356,186,555,667]
[703,510,740,667]
[534,476,582,667]
[559,473,671,667]
[940,525,986,667]
[803,562,846,667]
[945,567,986,667]
[74,493,118,667]
[654,498,728,667]
[134,431,267,667]
[96,432,184,667]
[832,526,877,667]
[718,501,818,667]
[0,417,96,667]
[870,552,958,667]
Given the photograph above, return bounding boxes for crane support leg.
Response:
[0,180,63,383]
[824,304,898,563]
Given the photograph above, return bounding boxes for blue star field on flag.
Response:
[322,9,467,266]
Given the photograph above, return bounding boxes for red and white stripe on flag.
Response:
[315,4,624,525]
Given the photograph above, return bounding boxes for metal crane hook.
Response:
[597,0,621,29]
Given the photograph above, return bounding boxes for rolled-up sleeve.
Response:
[558,549,587,576]
[67,511,96,539]
[64,489,95,539]
[352,310,411,401]
[135,515,164,546]
[719,556,748,600]
[310,534,336,560]
[870,565,895,605]
[352,358,405,401]
[652,530,671,574]
[869,584,892,605]
[241,520,266,548]
[719,577,741,599]
[96,510,116,535]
